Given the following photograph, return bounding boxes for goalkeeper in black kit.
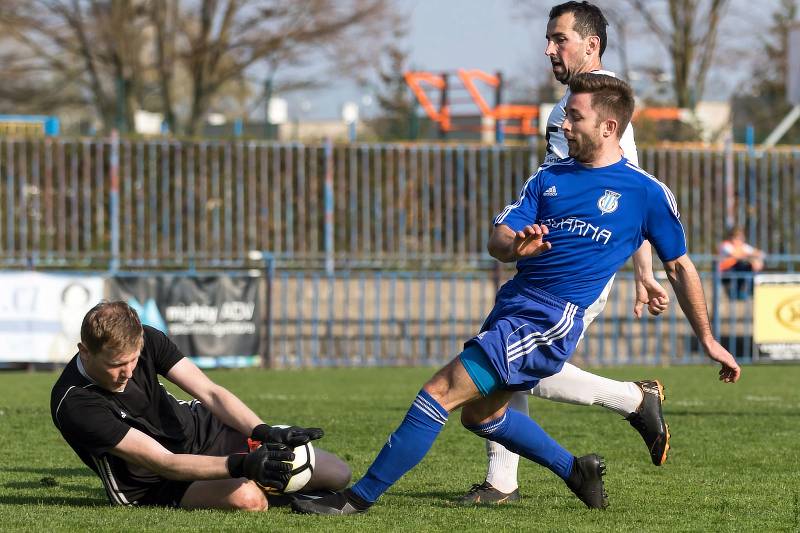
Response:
[50,301,350,510]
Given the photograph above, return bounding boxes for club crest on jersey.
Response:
[597,190,621,214]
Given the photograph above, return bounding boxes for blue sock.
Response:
[465,407,574,480]
[351,389,449,503]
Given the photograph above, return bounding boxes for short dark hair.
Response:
[81,301,144,356]
[726,225,745,239]
[568,73,634,139]
[549,1,609,57]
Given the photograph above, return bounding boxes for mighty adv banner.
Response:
[108,274,261,367]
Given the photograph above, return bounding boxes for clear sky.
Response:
[406,0,538,74]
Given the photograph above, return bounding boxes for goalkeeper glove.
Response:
[227,443,294,490]
[250,424,324,447]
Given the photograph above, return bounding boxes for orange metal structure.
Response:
[456,69,539,135]
[405,69,539,136]
[405,69,684,137]
[404,72,450,131]
[634,107,683,121]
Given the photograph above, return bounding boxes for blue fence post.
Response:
[723,134,734,229]
[324,137,335,275]
[711,259,721,339]
[109,130,120,272]
[260,251,275,368]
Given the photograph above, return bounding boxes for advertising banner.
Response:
[108,275,261,367]
[0,273,104,363]
[753,274,800,361]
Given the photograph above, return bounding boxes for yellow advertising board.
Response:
[753,274,800,360]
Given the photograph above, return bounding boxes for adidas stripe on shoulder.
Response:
[624,162,679,217]
[494,159,574,225]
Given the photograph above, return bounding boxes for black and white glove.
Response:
[251,423,324,447]
[227,443,294,490]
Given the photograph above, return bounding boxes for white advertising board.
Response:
[0,273,104,363]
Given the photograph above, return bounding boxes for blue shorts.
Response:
[464,279,585,392]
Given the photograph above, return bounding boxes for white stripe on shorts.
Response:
[506,302,574,356]
[507,304,578,363]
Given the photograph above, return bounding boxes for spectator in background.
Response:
[719,226,765,299]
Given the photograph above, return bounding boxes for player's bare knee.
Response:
[310,450,352,490]
[329,459,352,490]
[422,375,449,403]
[231,482,268,512]
[422,360,460,402]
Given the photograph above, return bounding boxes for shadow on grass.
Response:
[2,466,106,505]
[0,494,105,507]
[3,467,92,477]
[665,410,800,417]
[3,480,100,494]
[394,490,520,511]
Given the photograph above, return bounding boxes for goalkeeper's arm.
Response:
[165,357,324,446]
[109,427,292,489]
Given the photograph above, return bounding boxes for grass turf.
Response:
[1,364,799,532]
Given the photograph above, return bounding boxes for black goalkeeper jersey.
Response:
[50,325,226,505]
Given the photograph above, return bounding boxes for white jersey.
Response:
[543,69,639,166]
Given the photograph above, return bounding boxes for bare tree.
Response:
[368,25,416,141]
[733,0,800,143]
[0,0,397,135]
[0,0,151,131]
[176,0,397,135]
[149,0,179,133]
[622,0,730,108]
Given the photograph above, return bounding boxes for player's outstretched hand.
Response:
[227,443,293,490]
[513,224,551,259]
[704,340,741,383]
[252,424,324,447]
[633,277,670,318]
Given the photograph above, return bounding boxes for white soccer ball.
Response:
[282,440,315,493]
[255,425,315,494]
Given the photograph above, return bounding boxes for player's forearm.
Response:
[664,255,714,347]
[487,227,517,263]
[150,453,233,481]
[489,244,517,263]
[201,385,264,437]
[112,430,238,481]
[632,240,654,280]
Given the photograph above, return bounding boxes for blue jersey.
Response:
[494,157,686,308]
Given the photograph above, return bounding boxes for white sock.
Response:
[484,391,527,493]
[530,362,643,416]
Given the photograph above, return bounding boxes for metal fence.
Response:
[0,265,761,368]
[265,266,759,368]
[0,138,798,269]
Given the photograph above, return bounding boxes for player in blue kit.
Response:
[292,73,741,515]
[471,2,671,505]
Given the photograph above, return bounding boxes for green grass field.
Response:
[1,364,799,532]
